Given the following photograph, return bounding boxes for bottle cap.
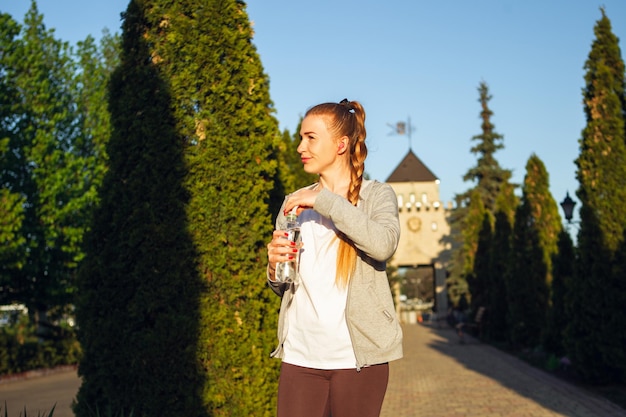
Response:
[286,206,298,222]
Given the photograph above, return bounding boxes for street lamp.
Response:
[560,191,577,224]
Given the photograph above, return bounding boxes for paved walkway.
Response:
[381,323,626,417]
[1,324,625,416]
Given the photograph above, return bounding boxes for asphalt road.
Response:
[0,368,80,417]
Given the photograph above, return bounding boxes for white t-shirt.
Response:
[282,209,356,369]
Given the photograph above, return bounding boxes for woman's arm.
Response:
[314,182,400,262]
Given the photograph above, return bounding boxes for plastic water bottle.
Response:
[275,210,300,283]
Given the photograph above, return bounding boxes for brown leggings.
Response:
[277,362,389,417]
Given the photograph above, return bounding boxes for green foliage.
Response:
[0,14,27,275]
[74,1,207,415]
[0,316,80,375]
[469,213,493,316]
[76,0,280,415]
[544,230,574,357]
[608,230,626,381]
[506,154,560,349]
[449,82,516,303]
[521,154,562,285]
[508,199,549,349]
[485,210,512,342]
[460,82,514,214]
[0,3,117,331]
[461,189,486,280]
[568,7,626,384]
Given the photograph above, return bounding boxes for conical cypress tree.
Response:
[461,189,487,308]
[544,230,574,357]
[77,0,280,414]
[568,7,626,383]
[141,0,280,414]
[471,213,493,318]
[507,155,557,349]
[523,154,562,286]
[75,1,207,415]
[508,199,548,349]
[486,210,512,343]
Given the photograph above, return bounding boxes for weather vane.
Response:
[387,116,415,150]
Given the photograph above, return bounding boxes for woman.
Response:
[266,99,402,417]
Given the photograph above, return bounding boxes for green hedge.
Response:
[0,326,81,375]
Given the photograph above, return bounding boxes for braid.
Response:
[337,100,367,287]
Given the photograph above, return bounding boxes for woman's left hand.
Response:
[284,188,320,215]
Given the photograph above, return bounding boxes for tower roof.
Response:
[386,150,438,183]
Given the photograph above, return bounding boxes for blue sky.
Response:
[4,1,626,220]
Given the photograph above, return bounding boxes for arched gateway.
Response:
[386,151,453,324]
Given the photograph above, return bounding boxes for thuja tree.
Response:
[158,1,280,413]
[77,0,280,415]
[485,210,511,342]
[508,155,559,348]
[544,230,574,357]
[74,1,207,415]
[609,230,626,381]
[460,189,486,309]
[522,155,562,286]
[469,213,493,322]
[567,8,626,383]
[508,199,548,348]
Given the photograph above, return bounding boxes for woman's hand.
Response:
[283,188,320,215]
[267,229,299,280]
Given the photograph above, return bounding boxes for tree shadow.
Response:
[74,1,209,415]
[419,324,624,416]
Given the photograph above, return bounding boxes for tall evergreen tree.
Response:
[484,179,518,342]
[461,189,486,309]
[522,154,562,286]
[544,230,574,357]
[567,7,626,383]
[76,0,280,414]
[470,213,493,321]
[460,82,514,213]
[609,229,626,381]
[449,82,515,304]
[75,1,207,415]
[508,198,548,348]
[507,155,559,348]
[486,211,511,342]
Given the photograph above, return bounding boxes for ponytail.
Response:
[305,99,368,287]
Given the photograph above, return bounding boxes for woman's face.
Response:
[297,114,343,175]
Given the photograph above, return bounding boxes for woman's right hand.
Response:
[267,229,299,280]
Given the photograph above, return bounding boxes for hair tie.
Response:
[339,98,354,113]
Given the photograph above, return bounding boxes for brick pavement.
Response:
[381,323,626,417]
[1,324,625,416]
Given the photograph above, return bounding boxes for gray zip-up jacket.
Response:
[268,180,403,370]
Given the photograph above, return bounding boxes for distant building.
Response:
[386,150,452,323]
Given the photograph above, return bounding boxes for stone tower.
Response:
[386,150,452,323]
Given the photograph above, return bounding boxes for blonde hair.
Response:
[305,99,367,288]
